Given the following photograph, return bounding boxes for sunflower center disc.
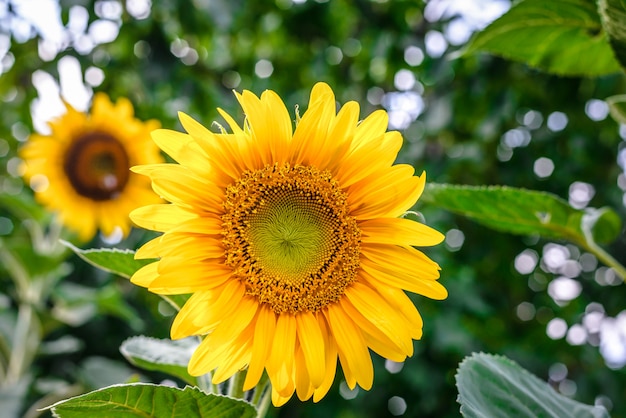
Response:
[63,132,130,201]
[222,163,361,314]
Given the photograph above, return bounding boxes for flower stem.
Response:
[584,239,626,283]
[250,372,269,406]
[255,382,272,418]
[579,209,626,283]
[197,372,214,394]
[6,303,39,384]
[227,369,247,399]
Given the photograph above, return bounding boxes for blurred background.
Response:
[1,0,625,417]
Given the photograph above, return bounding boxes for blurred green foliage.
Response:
[1,0,625,417]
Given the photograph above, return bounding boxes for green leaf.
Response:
[462,0,621,76]
[421,184,621,246]
[61,240,153,279]
[456,353,609,418]
[606,94,626,124]
[120,336,198,386]
[62,241,190,311]
[47,383,257,418]
[599,0,626,71]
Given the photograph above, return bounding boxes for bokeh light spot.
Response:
[388,396,407,416]
[533,157,554,178]
[547,318,567,339]
[585,99,609,122]
[547,111,568,131]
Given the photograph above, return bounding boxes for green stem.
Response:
[579,210,626,283]
[227,369,247,399]
[250,372,270,406]
[197,372,217,394]
[255,382,272,418]
[584,240,626,283]
[6,303,38,384]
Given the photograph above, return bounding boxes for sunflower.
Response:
[20,93,163,241]
[131,82,446,405]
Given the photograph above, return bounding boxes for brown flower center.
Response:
[63,132,130,201]
[221,163,361,314]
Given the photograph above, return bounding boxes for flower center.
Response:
[222,163,361,314]
[63,132,130,201]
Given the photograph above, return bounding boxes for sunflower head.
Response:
[20,93,164,241]
[131,83,446,406]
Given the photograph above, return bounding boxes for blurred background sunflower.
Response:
[20,93,163,242]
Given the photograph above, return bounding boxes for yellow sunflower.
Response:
[131,82,446,406]
[20,93,163,241]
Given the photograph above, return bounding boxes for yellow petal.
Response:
[360,273,424,340]
[349,167,424,219]
[211,326,254,384]
[335,131,401,188]
[359,251,447,300]
[130,261,159,288]
[271,388,293,407]
[155,233,225,259]
[267,314,296,394]
[199,295,257,362]
[361,243,442,281]
[360,217,444,247]
[243,305,277,391]
[312,315,338,402]
[150,129,211,177]
[236,89,292,165]
[130,203,198,232]
[296,312,325,387]
[178,112,214,141]
[171,281,244,339]
[353,109,389,147]
[345,282,413,355]
[148,260,232,294]
[290,84,337,168]
[196,131,249,187]
[322,101,359,172]
[326,303,373,390]
[294,345,314,401]
[134,236,162,259]
[133,164,224,213]
[217,108,245,136]
[167,215,224,235]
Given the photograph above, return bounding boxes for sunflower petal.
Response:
[360,217,445,247]
[296,312,325,387]
[312,315,338,402]
[243,306,277,391]
[267,314,297,394]
[345,282,413,355]
[130,261,159,288]
[326,303,373,390]
[150,129,210,177]
[294,345,315,401]
[130,204,198,232]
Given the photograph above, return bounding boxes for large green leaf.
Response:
[456,353,609,418]
[61,241,153,279]
[463,0,621,76]
[63,242,189,311]
[120,336,198,386]
[599,0,626,71]
[47,384,256,418]
[420,184,621,246]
